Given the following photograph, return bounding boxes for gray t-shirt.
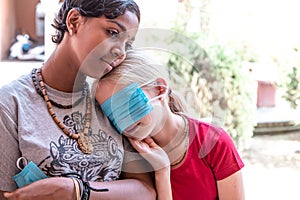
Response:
[0,69,126,191]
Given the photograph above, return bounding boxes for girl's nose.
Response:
[111,46,126,66]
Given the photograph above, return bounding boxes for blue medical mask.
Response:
[101,82,153,134]
[13,157,48,188]
[101,81,169,134]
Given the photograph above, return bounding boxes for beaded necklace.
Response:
[32,68,93,154]
[170,114,189,167]
[31,69,86,109]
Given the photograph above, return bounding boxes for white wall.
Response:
[0,62,42,87]
[135,0,178,29]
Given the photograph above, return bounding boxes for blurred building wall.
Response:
[15,0,40,38]
[0,0,16,60]
[0,0,39,60]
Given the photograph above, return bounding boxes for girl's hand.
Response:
[128,137,170,171]
[4,177,75,200]
[129,138,173,200]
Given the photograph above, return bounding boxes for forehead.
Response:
[97,80,151,104]
[96,79,129,105]
[113,11,139,30]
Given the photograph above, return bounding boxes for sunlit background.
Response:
[1,0,300,199]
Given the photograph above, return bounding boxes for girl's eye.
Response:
[107,29,119,38]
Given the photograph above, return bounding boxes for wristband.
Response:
[62,172,109,200]
[71,178,81,200]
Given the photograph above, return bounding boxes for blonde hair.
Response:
[98,49,187,113]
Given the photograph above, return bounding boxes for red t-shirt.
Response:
[171,117,244,200]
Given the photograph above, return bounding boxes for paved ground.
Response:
[241,131,300,200]
[1,61,300,199]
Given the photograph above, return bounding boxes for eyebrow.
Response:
[106,20,127,32]
[106,19,136,42]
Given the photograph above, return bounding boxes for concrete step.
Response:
[254,106,300,135]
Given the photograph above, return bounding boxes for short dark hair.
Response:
[52,0,140,44]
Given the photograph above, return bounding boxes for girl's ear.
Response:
[155,78,168,96]
[66,8,83,35]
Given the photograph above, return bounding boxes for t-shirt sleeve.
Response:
[0,103,21,191]
[205,127,244,180]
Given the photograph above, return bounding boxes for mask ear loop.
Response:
[150,85,169,102]
[16,157,28,170]
[140,79,157,88]
[140,79,169,102]
[140,79,170,95]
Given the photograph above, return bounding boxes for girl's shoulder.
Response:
[0,72,33,95]
[186,116,224,133]
[0,72,35,110]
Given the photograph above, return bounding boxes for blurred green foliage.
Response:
[165,1,256,148]
[282,66,300,109]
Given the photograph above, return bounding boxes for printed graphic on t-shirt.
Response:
[39,111,123,181]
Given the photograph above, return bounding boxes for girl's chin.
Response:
[123,132,148,141]
[123,125,153,140]
[124,125,138,133]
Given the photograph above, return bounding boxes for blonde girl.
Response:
[95,50,245,200]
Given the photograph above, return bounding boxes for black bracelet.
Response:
[61,172,109,200]
[81,181,90,200]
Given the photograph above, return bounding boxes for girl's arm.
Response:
[217,170,245,200]
[128,137,173,200]
[3,156,156,200]
[154,166,172,200]
[3,172,156,200]
[0,191,7,200]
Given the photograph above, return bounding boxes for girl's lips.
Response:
[103,66,113,75]
[99,58,113,74]
[100,57,118,67]
[109,60,117,67]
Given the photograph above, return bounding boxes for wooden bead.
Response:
[31,68,93,154]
